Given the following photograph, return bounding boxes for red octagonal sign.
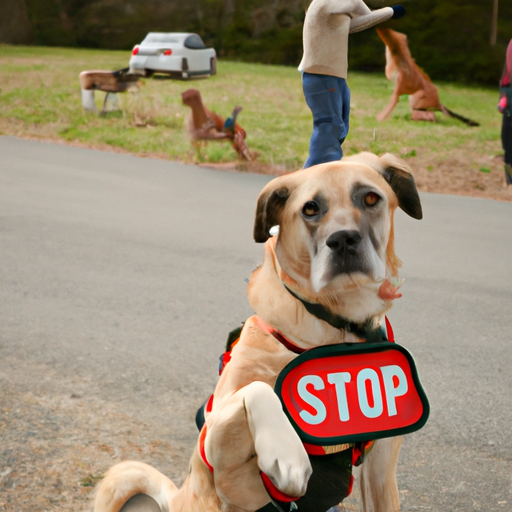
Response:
[275,342,429,445]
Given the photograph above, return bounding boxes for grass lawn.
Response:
[0,44,508,200]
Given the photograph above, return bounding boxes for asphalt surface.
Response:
[1,136,511,511]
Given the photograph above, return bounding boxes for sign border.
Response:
[274,342,430,445]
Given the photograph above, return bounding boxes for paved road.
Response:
[1,136,511,511]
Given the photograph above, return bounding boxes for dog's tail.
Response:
[441,105,480,127]
[93,461,178,512]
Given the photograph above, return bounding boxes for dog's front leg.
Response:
[205,381,311,510]
[376,71,404,122]
[358,436,403,512]
[244,381,312,498]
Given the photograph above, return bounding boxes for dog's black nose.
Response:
[326,230,362,253]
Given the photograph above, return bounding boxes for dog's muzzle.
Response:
[325,229,369,276]
[326,230,362,253]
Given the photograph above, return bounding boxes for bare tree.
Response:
[491,0,498,46]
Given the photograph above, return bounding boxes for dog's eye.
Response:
[302,201,320,217]
[364,192,381,207]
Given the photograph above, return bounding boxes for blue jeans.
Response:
[302,72,351,168]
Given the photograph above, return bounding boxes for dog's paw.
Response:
[258,446,312,498]
[244,381,312,498]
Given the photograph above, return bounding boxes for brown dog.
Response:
[92,152,422,512]
[181,88,255,161]
[376,28,478,126]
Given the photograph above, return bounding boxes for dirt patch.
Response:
[409,147,512,202]
[0,357,189,512]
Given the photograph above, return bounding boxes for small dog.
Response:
[93,152,422,512]
[376,28,479,126]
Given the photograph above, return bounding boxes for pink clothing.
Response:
[500,39,512,87]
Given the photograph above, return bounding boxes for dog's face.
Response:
[253,153,422,305]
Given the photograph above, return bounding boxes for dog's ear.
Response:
[253,174,300,243]
[379,153,423,220]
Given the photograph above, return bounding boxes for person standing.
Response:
[299,0,405,168]
[498,39,512,186]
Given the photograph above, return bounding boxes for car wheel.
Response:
[210,57,217,76]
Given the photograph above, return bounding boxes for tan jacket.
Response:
[299,0,394,79]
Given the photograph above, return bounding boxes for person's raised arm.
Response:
[348,3,405,34]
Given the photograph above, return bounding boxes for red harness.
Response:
[198,316,395,502]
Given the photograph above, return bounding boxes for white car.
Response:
[129,32,217,79]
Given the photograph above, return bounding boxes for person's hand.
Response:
[391,5,406,19]
[498,96,508,113]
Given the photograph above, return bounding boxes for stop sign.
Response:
[275,342,429,445]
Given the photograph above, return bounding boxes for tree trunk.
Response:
[0,0,32,44]
[490,0,498,46]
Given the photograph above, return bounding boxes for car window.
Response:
[144,34,180,44]
[184,34,206,49]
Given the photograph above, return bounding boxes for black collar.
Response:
[283,284,385,344]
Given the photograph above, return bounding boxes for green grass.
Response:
[0,44,503,174]
[80,474,103,488]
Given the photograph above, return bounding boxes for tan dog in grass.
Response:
[93,152,422,512]
[376,28,479,126]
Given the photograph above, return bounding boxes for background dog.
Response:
[92,152,422,512]
[376,28,479,126]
